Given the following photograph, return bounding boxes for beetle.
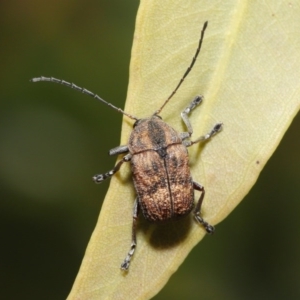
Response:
[31,21,222,271]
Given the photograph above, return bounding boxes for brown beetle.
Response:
[31,21,222,271]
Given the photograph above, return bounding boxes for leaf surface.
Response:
[68,1,300,299]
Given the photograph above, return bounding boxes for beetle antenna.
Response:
[30,76,139,121]
[154,21,208,116]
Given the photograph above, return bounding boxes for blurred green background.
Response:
[0,1,299,299]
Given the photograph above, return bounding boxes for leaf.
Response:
[67,1,300,299]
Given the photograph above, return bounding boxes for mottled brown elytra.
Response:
[31,21,223,271]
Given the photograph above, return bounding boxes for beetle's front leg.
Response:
[193,181,215,234]
[180,95,223,145]
[187,122,223,146]
[121,198,139,271]
[180,95,203,140]
[93,152,131,183]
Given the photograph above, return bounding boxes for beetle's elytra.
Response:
[130,115,194,222]
[31,21,223,271]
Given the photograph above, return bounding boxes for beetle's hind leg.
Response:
[121,198,139,271]
[93,146,131,183]
[193,181,215,234]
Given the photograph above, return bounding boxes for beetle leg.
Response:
[181,95,204,138]
[180,95,222,145]
[109,145,129,156]
[193,181,215,234]
[93,153,132,183]
[121,198,139,271]
[184,122,223,147]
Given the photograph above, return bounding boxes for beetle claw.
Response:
[120,261,130,271]
[205,224,215,234]
[93,174,105,183]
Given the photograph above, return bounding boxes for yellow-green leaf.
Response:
[68,1,300,299]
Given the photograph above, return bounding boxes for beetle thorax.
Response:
[128,115,182,155]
